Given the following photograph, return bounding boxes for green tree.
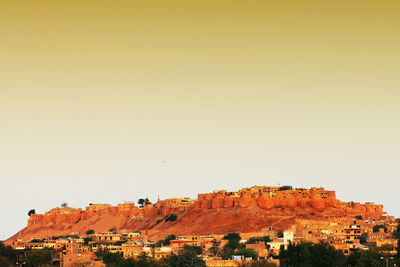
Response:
[349,248,384,267]
[98,250,164,267]
[279,186,292,191]
[236,248,258,259]
[166,235,177,245]
[346,251,361,266]
[309,242,346,267]
[277,231,284,238]
[138,198,145,207]
[156,235,177,247]
[0,241,15,267]
[247,237,258,244]
[163,235,177,246]
[224,232,241,241]
[95,247,104,259]
[29,239,45,243]
[279,242,346,267]
[359,233,367,244]
[0,256,13,267]
[222,232,242,259]
[122,256,163,267]
[240,260,277,267]
[393,218,400,258]
[137,251,150,261]
[393,219,400,239]
[373,224,387,233]
[165,214,178,222]
[25,249,52,267]
[280,242,313,267]
[262,236,271,243]
[86,229,95,235]
[209,241,220,256]
[223,232,242,250]
[28,209,36,217]
[183,245,202,255]
[247,236,271,244]
[101,251,124,266]
[166,250,205,267]
[84,237,93,245]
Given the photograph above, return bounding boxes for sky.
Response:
[0,0,399,240]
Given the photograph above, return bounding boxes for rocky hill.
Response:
[7,186,384,242]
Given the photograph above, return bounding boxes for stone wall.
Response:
[26,186,384,228]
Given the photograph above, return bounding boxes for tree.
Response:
[279,185,292,191]
[163,235,177,246]
[222,232,242,259]
[28,209,36,217]
[348,248,385,267]
[71,261,93,267]
[247,237,259,244]
[166,214,178,222]
[61,202,68,208]
[183,245,202,255]
[247,236,271,244]
[83,237,92,245]
[262,236,271,243]
[310,242,346,267]
[166,250,206,267]
[373,224,387,233]
[95,247,104,259]
[277,230,284,238]
[97,250,164,267]
[346,251,361,266]
[29,238,45,243]
[359,233,367,244]
[240,260,277,267]
[145,198,152,205]
[279,242,346,267]
[379,244,395,253]
[0,241,15,267]
[137,251,150,261]
[86,229,95,235]
[393,219,400,258]
[236,248,258,259]
[138,198,145,207]
[209,241,220,256]
[223,232,241,242]
[0,256,13,267]
[101,251,124,266]
[156,235,178,247]
[25,249,52,267]
[280,242,313,267]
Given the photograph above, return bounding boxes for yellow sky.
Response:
[0,1,399,239]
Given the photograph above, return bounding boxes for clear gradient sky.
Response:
[1,1,399,240]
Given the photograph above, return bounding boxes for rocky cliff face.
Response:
[10,186,384,242]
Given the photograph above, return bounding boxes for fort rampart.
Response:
[27,186,383,227]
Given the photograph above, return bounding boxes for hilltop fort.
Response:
[10,186,384,242]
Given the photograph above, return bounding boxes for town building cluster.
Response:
[10,214,398,267]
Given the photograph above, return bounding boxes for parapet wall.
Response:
[27,186,384,228]
[27,199,189,227]
[196,187,339,211]
[195,186,383,216]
